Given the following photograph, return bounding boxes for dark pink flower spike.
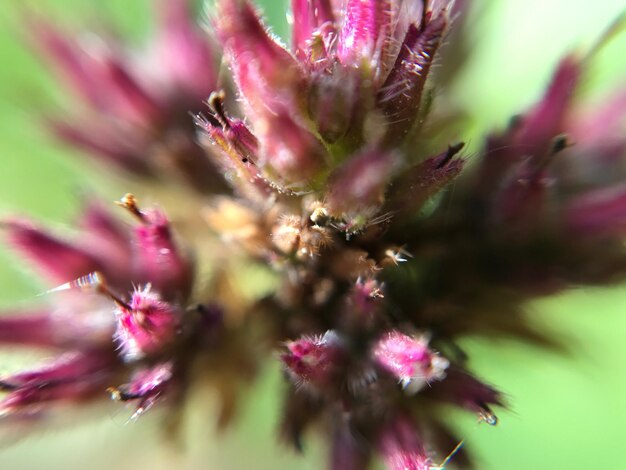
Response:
[378,416,431,470]
[0,350,116,417]
[372,330,449,394]
[326,149,398,230]
[337,0,395,80]
[109,361,174,419]
[378,9,449,140]
[216,0,306,118]
[114,285,182,361]
[281,331,345,392]
[119,194,193,299]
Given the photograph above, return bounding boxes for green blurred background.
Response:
[0,0,625,469]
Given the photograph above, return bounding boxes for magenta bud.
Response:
[281,331,344,391]
[109,361,174,419]
[216,0,305,117]
[129,204,192,299]
[372,331,449,393]
[290,0,335,62]
[337,0,395,81]
[0,308,110,349]
[258,110,326,185]
[386,144,464,216]
[378,417,431,470]
[114,286,181,361]
[378,12,448,139]
[26,3,220,185]
[308,65,359,142]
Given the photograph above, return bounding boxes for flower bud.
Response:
[372,331,449,394]
[120,195,193,298]
[257,110,327,186]
[378,10,449,140]
[337,0,395,83]
[281,331,344,391]
[109,361,173,419]
[216,0,306,118]
[385,143,465,217]
[114,286,181,361]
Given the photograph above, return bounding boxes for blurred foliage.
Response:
[0,0,624,469]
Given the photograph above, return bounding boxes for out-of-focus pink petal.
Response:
[565,184,626,237]
[378,417,431,470]
[0,350,115,415]
[4,220,104,283]
[513,55,581,157]
[154,0,218,99]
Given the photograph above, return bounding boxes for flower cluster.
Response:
[1,1,625,469]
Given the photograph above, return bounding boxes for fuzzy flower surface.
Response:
[1,0,625,469]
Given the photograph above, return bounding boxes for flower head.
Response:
[1,0,625,469]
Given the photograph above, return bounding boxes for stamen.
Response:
[207,90,230,129]
[116,193,145,222]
